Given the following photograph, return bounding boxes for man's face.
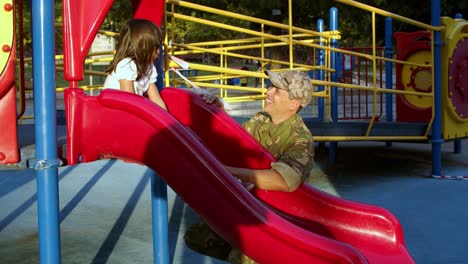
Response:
[264,86,295,116]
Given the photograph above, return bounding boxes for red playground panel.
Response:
[0,13,18,164]
[394,31,432,122]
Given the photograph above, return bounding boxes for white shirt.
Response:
[103,58,157,95]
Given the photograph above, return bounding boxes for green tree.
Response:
[17,0,468,56]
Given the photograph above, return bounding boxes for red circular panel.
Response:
[448,38,468,119]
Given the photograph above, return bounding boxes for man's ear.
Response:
[289,99,301,111]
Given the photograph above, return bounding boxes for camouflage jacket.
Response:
[242,112,314,190]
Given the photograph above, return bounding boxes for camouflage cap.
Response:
[265,70,314,107]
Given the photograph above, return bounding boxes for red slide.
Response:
[64,88,414,263]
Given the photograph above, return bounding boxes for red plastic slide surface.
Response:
[64,88,414,263]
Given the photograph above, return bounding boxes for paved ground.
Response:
[1,124,468,264]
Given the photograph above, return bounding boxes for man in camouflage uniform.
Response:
[185,70,315,263]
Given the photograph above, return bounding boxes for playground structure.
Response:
[162,0,468,168]
[0,0,467,263]
[4,0,468,171]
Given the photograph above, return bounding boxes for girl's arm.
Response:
[119,79,135,94]
[147,83,167,110]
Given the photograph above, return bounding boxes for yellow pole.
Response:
[313,136,429,141]
[166,0,331,38]
[333,0,443,31]
[365,12,377,137]
[288,0,294,69]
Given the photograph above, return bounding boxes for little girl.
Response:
[104,19,167,110]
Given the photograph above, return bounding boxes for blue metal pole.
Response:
[384,17,393,148]
[454,140,462,154]
[329,7,339,164]
[431,0,443,176]
[316,19,325,122]
[152,46,169,263]
[330,8,338,122]
[32,0,61,263]
[384,17,393,122]
[151,172,169,264]
[453,13,462,154]
[155,45,164,92]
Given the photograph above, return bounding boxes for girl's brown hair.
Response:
[105,19,162,81]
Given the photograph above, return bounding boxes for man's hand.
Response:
[224,165,290,192]
[200,93,224,109]
[224,165,255,190]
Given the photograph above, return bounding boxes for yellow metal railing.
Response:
[165,0,331,110]
[164,0,439,142]
[327,0,438,140]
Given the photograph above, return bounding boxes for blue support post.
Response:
[329,7,339,164]
[151,172,169,264]
[155,45,164,92]
[151,43,169,264]
[431,0,443,176]
[385,17,393,148]
[32,0,61,263]
[453,13,462,154]
[335,53,343,82]
[316,19,325,122]
[384,17,393,122]
[454,140,462,154]
[330,8,339,124]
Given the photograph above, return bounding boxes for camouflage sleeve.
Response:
[271,161,302,191]
[274,136,314,190]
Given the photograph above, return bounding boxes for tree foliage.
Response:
[17,0,468,54]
